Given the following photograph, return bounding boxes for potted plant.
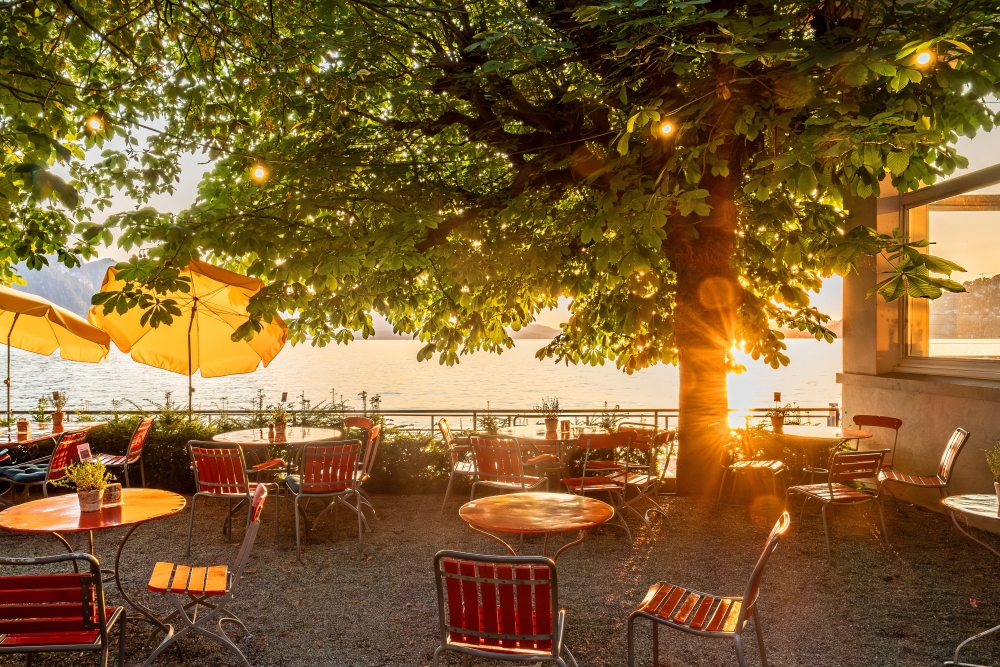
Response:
[765,405,787,434]
[51,391,68,430]
[270,405,290,442]
[53,460,115,512]
[985,440,1000,505]
[535,397,561,438]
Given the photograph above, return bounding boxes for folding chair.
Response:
[0,429,88,501]
[145,485,268,667]
[628,512,790,667]
[431,551,579,667]
[96,416,155,487]
[878,427,969,500]
[561,433,635,542]
[612,430,676,530]
[285,440,366,556]
[718,427,787,503]
[355,424,381,518]
[469,435,548,500]
[786,450,890,556]
[186,442,279,556]
[852,415,903,467]
[440,418,476,512]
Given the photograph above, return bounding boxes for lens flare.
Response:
[916,51,932,66]
[86,116,104,132]
[659,122,674,137]
[251,164,268,181]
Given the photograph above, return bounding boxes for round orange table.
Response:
[213,426,343,445]
[770,425,872,482]
[459,492,614,560]
[0,489,186,632]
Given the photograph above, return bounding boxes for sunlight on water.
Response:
[4,339,841,412]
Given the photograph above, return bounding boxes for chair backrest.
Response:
[297,441,361,494]
[189,442,250,496]
[739,512,790,621]
[0,552,112,646]
[618,422,656,449]
[47,430,88,484]
[471,436,527,487]
[433,551,559,659]
[938,427,971,483]
[516,438,558,456]
[578,432,633,476]
[652,430,677,482]
[438,418,457,449]
[852,415,902,431]
[127,417,156,464]
[828,450,887,492]
[232,485,268,581]
[360,425,381,476]
[344,416,375,431]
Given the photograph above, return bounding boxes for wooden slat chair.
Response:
[612,430,676,531]
[145,485,268,667]
[355,424,381,519]
[878,427,970,500]
[0,552,126,667]
[439,418,476,513]
[852,415,903,467]
[96,416,155,487]
[469,436,548,500]
[431,551,579,667]
[186,442,279,556]
[718,426,787,503]
[286,440,365,557]
[785,450,890,556]
[561,433,635,543]
[627,512,790,667]
[514,437,563,478]
[0,429,88,501]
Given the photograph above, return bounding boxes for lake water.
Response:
[5,338,842,414]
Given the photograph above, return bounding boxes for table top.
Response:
[771,425,872,441]
[213,426,343,445]
[498,424,602,441]
[0,489,186,534]
[460,492,615,535]
[0,421,107,447]
[944,494,1000,520]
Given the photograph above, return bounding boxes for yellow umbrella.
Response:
[88,260,288,416]
[0,286,111,422]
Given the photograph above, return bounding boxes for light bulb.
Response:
[86,116,104,131]
[916,51,932,66]
[251,164,267,181]
[660,122,674,136]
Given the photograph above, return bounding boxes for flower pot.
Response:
[769,415,784,434]
[994,482,1000,511]
[274,421,287,443]
[77,489,103,513]
[51,411,65,431]
[545,417,559,438]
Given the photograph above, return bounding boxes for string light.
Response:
[659,121,675,137]
[250,164,268,182]
[916,51,933,66]
[85,115,104,132]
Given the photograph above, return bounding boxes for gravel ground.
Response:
[1,489,999,667]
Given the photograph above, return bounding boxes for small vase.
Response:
[770,415,784,434]
[545,417,559,439]
[51,411,64,430]
[274,421,287,443]
[994,482,1000,511]
[78,489,103,513]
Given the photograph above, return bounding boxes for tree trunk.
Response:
[669,167,741,496]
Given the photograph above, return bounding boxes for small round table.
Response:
[213,426,343,445]
[459,492,614,561]
[0,489,186,632]
[770,425,872,482]
[942,494,1000,666]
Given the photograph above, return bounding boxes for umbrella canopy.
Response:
[88,260,288,414]
[0,286,112,421]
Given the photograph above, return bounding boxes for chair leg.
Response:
[626,615,636,667]
[274,486,281,544]
[356,491,364,544]
[717,469,728,504]
[124,463,131,489]
[118,606,128,667]
[821,503,831,557]
[185,494,198,556]
[431,646,443,667]
[876,499,891,548]
[734,633,748,667]
[441,471,456,514]
[100,641,110,667]
[294,496,304,562]
[469,481,479,501]
[652,621,659,667]
[754,611,769,667]
[140,459,146,488]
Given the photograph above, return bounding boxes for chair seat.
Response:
[0,606,121,647]
[586,460,624,470]
[789,482,875,503]
[95,453,128,467]
[732,460,784,472]
[0,464,47,483]
[285,475,352,495]
[197,482,271,497]
[148,561,229,597]
[561,476,622,493]
[878,469,943,488]
[632,582,743,634]
[609,471,656,487]
[453,460,476,475]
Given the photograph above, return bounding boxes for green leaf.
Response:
[617,132,630,156]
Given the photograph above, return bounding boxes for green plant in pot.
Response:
[51,391,68,430]
[985,440,1000,505]
[535,397,560,437]
[269,405,290,442]
[53,460,115,512]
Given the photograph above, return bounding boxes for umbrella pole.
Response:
[5,313,18,425]
[188,303,197,421]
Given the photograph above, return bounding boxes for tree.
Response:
[6,0,1000,494]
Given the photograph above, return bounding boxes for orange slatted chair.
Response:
[0,429,89,501]
[343,416,375,431]
[185,442,279,556]
[469,436,548,500]
[561,432,634,542]
[718,426,787,503]
[355,424,381,519]
[786,450,890,556]
[0,552,126,667]
[852,415,903,467]
[613,430,676,530]
[440,418,476,512]
[96,416,155,487]
[628,512,790,667]
[432,551,579,667]
[878,427,970,500]
[145,485,268,667]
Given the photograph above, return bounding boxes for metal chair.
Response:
[878,427,970,501]
[285,440,365,557]
[852,415,903,467]
[354,424,381,518]
[431,551,579,667]
[470,435,548,500]
[627,512,790,667]
[785,450,890,556]
[96,416,155,487]
[144,485,268,667]
[718,426,787,503]
[0,429,88,501]
[612,429,676,530]
[344,416,375,431]
[186,442,279,556]
[560,433,635,542]
[439,418,476,512]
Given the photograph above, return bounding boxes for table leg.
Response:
[553,530,588,562]
[465,524,517,556]
[946,510,1000,666]
[51,532,79,572]
[115,521,173,636]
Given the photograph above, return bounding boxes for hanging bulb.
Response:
[916,51,932,66]
[251,164,268,182]
[659,121,675,137]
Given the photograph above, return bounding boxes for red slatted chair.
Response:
[286,440,365,558]
[431,551,579,667]
[96,416,155,487]
[613,430,676,530]
[852,415,903,467]
[440,418,476,513]
[561,433,634,542]
[144,485,268,667]
[344,416,375,431]
[627,512,790,667]
[469,436,548,500]
[718,426,787,503]
[186,442,279,556]
[0,552,126,667]
[785,450,890,556]
[878,427,970,500]
[0,429,89,502]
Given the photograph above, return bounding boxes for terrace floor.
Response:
[1,490,999,667]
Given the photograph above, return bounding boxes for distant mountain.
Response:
[13,259,115,317]
[509,323,561,339]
